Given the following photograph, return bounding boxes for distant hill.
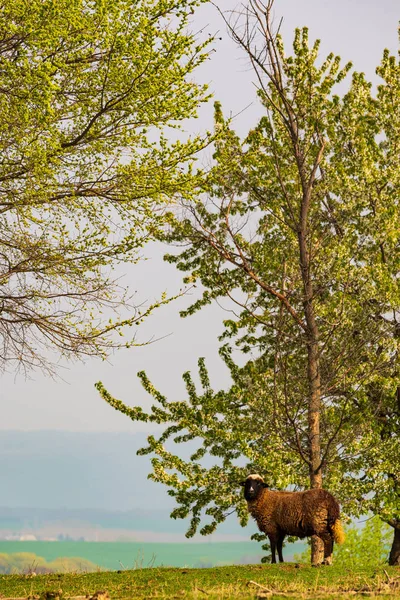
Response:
[0,506,189,534]
[0,431,251,541]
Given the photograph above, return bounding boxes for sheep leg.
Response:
[269,535,277,564]
[321,533,334,566]
[277,532,285,563]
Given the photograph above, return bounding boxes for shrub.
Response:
[295,517,391,567]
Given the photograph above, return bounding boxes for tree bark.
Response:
[298,189,324,565]
[307,337,324,565]
[389,524,400,566]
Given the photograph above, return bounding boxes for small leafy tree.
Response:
[0,0,211,373]
[334,519,392,568]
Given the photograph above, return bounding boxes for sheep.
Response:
[240,473,345,565]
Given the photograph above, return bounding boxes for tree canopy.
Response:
[0,0,211,373]
[97,1,400,564]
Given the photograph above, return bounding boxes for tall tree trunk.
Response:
[299,198,324,565]
[389,524,400,566]
[307,336,324,565]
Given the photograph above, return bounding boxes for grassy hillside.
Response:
[1,564,399,599]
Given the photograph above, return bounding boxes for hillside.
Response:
[0,431,250,542]
[1,565,400,599]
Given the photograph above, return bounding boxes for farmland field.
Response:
[0,540,305,570]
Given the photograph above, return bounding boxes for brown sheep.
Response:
[240,473,345,565]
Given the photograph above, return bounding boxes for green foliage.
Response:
[98,3,399,560]
[0,0,211,372]
[97,353,310,539]
[295,517,392,568]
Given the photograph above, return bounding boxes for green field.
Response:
[0,540,305,570]
[1,564,399,599]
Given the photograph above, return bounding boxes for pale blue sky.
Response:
[1,0,398,432]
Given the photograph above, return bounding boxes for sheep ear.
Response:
[239,481,246,487]
[262,482,269,488]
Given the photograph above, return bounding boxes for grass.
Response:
[0,564,400,600]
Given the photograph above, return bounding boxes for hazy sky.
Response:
[1,0,398,432]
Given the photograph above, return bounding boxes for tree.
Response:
[96,352,304,552]
[97,1,400,564]
[327,32,400,565]
[361,42,400,565]
[0,0,211,373]
[340,378,400,565]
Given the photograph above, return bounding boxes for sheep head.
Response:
[240,473,268,501]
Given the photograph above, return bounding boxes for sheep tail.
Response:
[332,519,345,544]
[326,493,345,544]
